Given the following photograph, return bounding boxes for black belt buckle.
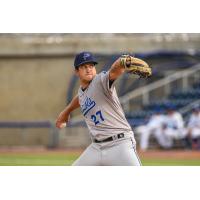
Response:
[117,133,124,139]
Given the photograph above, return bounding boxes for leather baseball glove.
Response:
[120,55,152,78]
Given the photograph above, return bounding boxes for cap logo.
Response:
[83,53,90,60]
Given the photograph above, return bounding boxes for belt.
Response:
[94,133,125,143]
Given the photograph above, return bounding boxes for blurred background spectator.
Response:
[136,108,166,151]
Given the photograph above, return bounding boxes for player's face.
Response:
[167,110,174,115]
[193,110,200,115]
[76,63,97,82]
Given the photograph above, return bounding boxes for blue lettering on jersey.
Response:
[91,110,105,125]
[81,97,96,116]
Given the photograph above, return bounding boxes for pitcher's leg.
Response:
[103,138,142,166]
[72,144,101,166]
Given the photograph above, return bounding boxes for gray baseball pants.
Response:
[72,135,142,166]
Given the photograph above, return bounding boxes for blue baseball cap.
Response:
[154,106,163,114]
[74,52,98,69]
[166,104,176,111]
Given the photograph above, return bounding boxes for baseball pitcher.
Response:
[56,52,151,166]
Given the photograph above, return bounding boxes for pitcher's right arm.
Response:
[56,94,80,128]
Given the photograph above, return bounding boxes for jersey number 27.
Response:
[91,110,104,125]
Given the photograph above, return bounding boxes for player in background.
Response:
[158,105,185,149]
[184,106,200,149]
[136,108,166,151]
[56,52,150,166]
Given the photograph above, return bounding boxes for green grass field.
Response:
[0,153,78,166]
[0,150,200,166]
[141,159,200,166]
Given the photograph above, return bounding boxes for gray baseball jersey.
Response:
[78,71,133,141]
[73,71,141,166]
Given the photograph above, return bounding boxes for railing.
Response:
[120,63,200,112]
[179,99,200,116]
[0,121,59,148]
